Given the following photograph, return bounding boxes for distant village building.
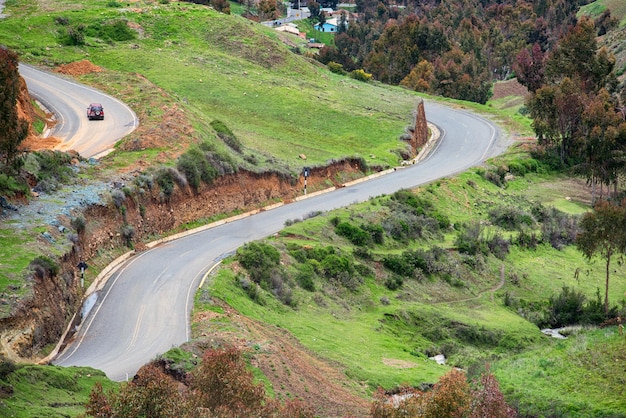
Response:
[314,17,344,32]
[275,23,302,36]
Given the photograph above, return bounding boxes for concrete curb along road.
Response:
[46,123,442,364]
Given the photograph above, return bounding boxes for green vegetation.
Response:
[495,327,626,416]
[203,154,626,413]
[0,361,117,418]
[0,0,417,171]
[579,0,626,26]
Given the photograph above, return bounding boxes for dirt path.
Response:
[432,264,506,305]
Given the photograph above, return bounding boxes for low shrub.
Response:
[514,229,539,249]
[71,216,86,234]
[155,167,187,198]
[488,206,535,230]
[384,275,403,290]
[238,242,280,284]
[29,256,59,278]
[382,247,449,279]
[86,19,136,42]
[455,222,488,256]
[541,208,579,249]
[0,356,16,380]
[65,25,85,46]
[335,221,371,246]
[121,224,135,247]
[382,212,440,242]
[486,232,510,260]
[177,147,218,191]
[210,120,242,152]
[238,275,263,304]
[0,173,29,197]
[327,61,345,75]
[350,69,373,82]
[111,189,126,209]
[295,264,316,292]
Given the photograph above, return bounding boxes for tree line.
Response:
[515,16,626,203]
[314,0,619,104]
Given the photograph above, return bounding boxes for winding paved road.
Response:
[20,64,138,158]
[24,65,508,381]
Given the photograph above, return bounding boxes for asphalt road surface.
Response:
[32,67,507,381]
[20,64,138,158]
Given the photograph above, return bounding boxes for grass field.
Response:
[0,364,117,417]
[202,160,626,413]
[0,0,419,170]
[579,0,626,26]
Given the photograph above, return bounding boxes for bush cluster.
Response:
[334,221,368,245]
[86,19,136,42]
[455,222,511,260]
[350,69,373,82]
[382,246,450,282]
[288,244,366,292]
[327,61,345,75]
[539,206,579,249]
[381,190,449,242]
[210,120,242,152]
[488,206,535,230]
[155,167,187,199]
[85,347,314,417]
[176,147,218,191]
[544,287,614,328]
[0,173,29,197]
[237,242,294,305]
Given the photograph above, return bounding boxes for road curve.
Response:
[20,64,138,158]
[52,97,507,381]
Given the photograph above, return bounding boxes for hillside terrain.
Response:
[0,0,626,416]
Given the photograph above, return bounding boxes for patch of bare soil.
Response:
[22,135,62,151]
[54,60,103,76]
[491,78,529,108]
[191,300,371,418]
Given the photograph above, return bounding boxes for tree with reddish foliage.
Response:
[371,367,516,418]
[514,43,545,93]
[470,365,517,418]
[577,89,626,203]
[85,347,314,417]
[85,364,191,417]
[370,384,425,417]
[0,47,29,165]
[189,346,266,413]
[421,368,471,418]
[258,0,280,21]
[84,382,114,418]
[545,17,614,94]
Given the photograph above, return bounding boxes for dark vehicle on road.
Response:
[87,103,104,120]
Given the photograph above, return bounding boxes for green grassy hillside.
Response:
[0,364,116,417]
[579,0,626,25]
[202,152,626,415]
[0,0,422,171]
